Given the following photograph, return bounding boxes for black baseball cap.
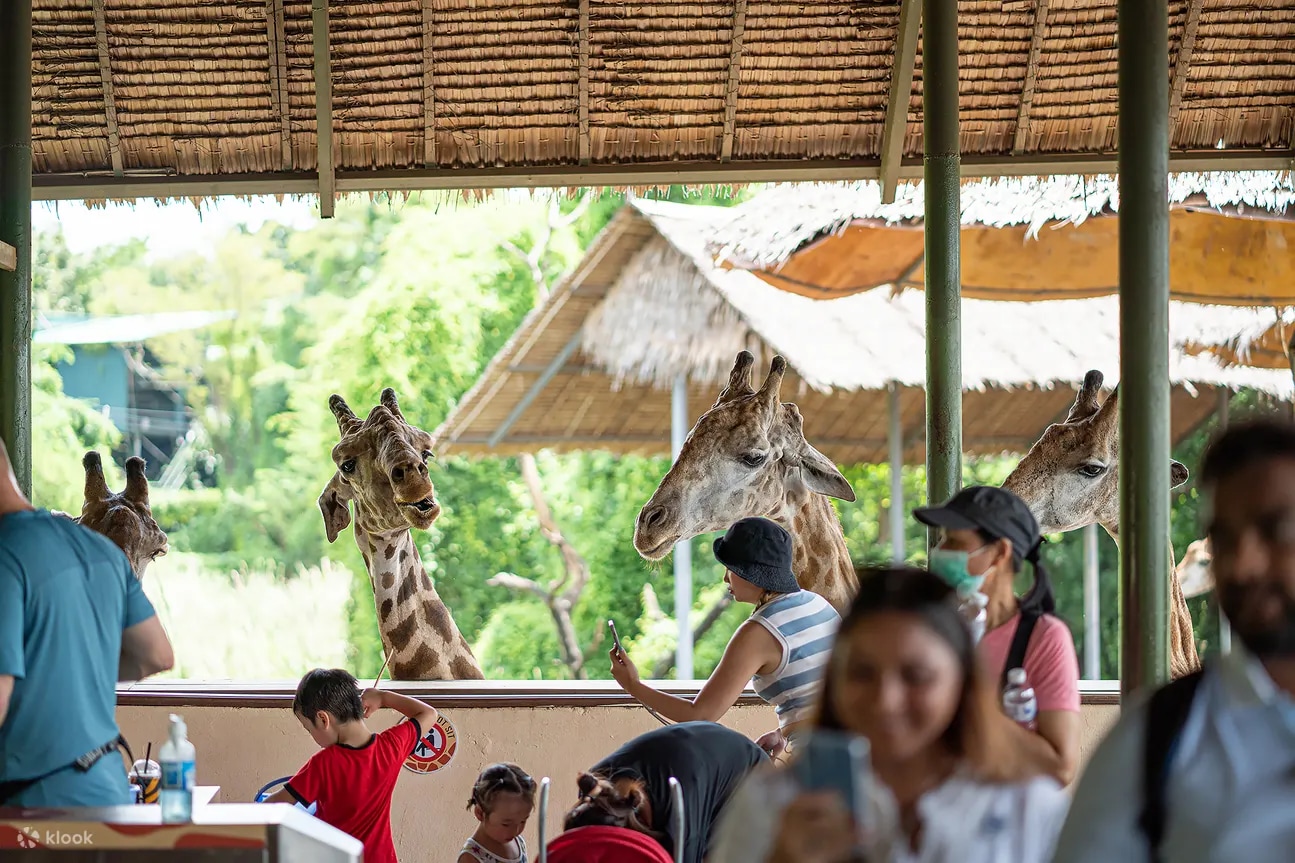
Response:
[712,517,800,594]
[913,486,1044,562]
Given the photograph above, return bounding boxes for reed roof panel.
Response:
[27,0,1295,200]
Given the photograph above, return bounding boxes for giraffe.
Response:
[318,387,484,680]
[1001,370,1201,679]
[76,451,169,579]
[634,351,859,613]
[1176,538,1214,599]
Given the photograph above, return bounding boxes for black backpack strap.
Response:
[1000,609,1041,692]
[1138,669,1206,861]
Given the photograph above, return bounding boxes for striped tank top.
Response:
[749,590,841,727]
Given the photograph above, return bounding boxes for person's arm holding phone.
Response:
[608,618,781,723]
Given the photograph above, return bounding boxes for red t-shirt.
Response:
[547,826,674,863]
[978,612,1081,713]
[285,718,420,863]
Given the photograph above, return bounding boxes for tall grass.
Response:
[142,552,353,680]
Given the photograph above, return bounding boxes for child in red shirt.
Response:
[264,668,435,863]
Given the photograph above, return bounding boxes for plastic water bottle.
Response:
[1003,668,1038,731]
[959,592,989,644]
[159,714,196,823]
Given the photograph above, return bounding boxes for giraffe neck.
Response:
[769,490,856,614]
[1100,521,1201,679]
[353,522,483,680]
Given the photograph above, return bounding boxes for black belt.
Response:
[0,734,133,805]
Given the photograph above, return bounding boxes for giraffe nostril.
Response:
[643,505,667,530]
[392,467,405,482]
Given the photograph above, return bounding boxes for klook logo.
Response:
[17,826,94,847]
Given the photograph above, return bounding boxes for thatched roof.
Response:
[430,199,1292,466]
[29,1,1295,205]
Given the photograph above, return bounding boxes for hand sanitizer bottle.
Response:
[159,714,196,823]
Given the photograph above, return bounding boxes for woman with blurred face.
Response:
[707,566,1070,863]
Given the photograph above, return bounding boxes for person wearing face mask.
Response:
[707,565,1070,863]
[1054,421,1295,863]
[912,486,1081,786]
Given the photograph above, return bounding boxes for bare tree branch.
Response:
[489,569,589,680]
[650,593,735,679]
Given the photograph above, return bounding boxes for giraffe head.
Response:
[634,351,855,559]
[1002,370,1189,534]
[318,388,439,542]
[1176,538,1215,598]
[78,452,168,578]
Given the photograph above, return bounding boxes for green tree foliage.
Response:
[30,186,1261,684]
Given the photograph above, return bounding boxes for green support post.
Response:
[1118,0,1171,697]
[922,0,962,541]
[0,0,33,499]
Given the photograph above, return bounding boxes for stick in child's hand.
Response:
[373,651,392,690]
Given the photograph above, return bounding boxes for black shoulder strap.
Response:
[1000,610,1041,691]
[1138,669,1206,861]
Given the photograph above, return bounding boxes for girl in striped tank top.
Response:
[610,517,840,759]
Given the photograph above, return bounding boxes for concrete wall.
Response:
[116,697,1121,863]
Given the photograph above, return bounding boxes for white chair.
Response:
[668,777,685,863]
[536,776,551,863]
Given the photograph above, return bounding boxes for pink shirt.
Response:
[978,612,1081,713]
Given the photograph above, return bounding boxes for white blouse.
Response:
[707,763,1069,863]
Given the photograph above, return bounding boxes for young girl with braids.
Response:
[458,763,537,863]
[546,773,672,863]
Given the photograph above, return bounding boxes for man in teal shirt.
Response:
[0,439,174,806]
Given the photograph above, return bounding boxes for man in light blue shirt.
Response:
[0,439,175,806]
[1054,420,1295,862]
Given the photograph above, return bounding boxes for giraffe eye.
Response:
[421,450,434,462]
[1076,462,1106,478]
[340,458,357,474]
[741,452,767,468]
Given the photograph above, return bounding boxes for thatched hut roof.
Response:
[703,172,1295,303]
[431,199,1292,466]
[29,1,1295,205]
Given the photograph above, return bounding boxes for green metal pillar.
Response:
[0,0,32,499]
[1118,0,1171,697]
[923,0,961,540]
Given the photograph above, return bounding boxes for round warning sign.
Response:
[402,713,457,775]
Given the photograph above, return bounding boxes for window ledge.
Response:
[117,679,1124,709]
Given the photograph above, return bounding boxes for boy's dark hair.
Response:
[1201,419,1295,486]
[293,668,363,724]
[563,773,663,840]
[467,763,537,813]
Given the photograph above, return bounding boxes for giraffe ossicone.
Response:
[1001,369,1201,678]
[320,387,484,681]
[77,451,168,579]
[634,351,859,613]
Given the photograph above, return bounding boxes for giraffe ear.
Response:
[1171,460,1189,489]
[780,404,855,501]
[318,472,353,543]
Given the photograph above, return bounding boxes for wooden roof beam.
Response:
[311,0,335,218]
[266,0,292,170]
[29,149,1295,201]
[878,0,920,203]
[487,331,584,447]
[719,0,748,162]
[90,0,123,176]
[578,0,590,165]
[1012,0,1050,155]
[1168,0,1204,133]
[421,0,436,167]
[0,242,15,273]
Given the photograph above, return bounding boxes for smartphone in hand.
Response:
[791,729,872,838]
[608,620,624,656]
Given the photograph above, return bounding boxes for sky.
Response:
[31,196,319,256]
